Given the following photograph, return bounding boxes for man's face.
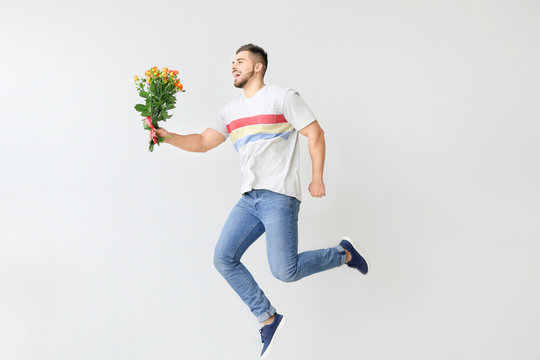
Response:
[231,51,256,88]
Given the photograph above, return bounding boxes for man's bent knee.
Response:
[271,269,298,283]
[213,247,237,274]
[213,249,229,273]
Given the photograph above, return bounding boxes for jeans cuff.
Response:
[257,306,276,323]
[335,244,347,266]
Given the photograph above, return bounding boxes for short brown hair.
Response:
[236,43,268,74]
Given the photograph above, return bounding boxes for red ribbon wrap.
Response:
[145,117,158,144]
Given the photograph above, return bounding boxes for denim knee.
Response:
[213,247,234,274]
[271,268,298,283]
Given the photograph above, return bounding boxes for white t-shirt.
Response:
[210,84,317,201]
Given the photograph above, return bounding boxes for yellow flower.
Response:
[133,75,139,82]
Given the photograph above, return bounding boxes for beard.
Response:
[234,67,255,88]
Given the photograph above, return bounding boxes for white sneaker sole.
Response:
[260,316,287,359]
[342,236,370,272]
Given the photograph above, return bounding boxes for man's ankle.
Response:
[345,249,352,264]
[261,314,275,326]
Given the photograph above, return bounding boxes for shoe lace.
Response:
[259,328,265,343]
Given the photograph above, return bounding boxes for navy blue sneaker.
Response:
[340,236,369,274]
[259,313,286,359]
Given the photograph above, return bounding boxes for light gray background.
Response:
[1,0,539,359]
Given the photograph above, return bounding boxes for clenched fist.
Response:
[308,179,326,198]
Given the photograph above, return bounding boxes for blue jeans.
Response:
[213,189,347,323]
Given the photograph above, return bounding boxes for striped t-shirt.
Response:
[210,84,317,201]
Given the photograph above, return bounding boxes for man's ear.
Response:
[255,63,263,73]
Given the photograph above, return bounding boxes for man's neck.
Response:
[243,79,266,98]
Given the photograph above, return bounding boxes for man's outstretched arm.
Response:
[299,120,326,198]
[155,127,226,153]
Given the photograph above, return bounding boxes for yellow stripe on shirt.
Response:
[230,123,293,144]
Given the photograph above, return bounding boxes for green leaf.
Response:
[134,104,146,112]
[139,90,149,98]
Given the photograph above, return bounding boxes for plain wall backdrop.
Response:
[1,0,539,359]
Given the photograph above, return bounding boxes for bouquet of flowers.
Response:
[133,66,185,151]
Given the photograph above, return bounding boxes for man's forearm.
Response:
[164,133,206,153]
[308,130,326,181]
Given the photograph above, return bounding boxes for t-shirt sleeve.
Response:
[282,90,317,131]
[208,108,229,139]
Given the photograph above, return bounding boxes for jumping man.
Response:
[154,43,368,359]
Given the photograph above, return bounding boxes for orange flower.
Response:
[151,66,157,72]
[175,83,183,91]
[145,70,150,76]
[133,75,139,82]
[162,67,168,74]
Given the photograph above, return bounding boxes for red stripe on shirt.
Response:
[226,114,287,133]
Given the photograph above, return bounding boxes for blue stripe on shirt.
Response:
[233,131,291,151]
